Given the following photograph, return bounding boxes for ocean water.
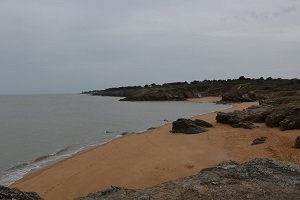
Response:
[0,94,228,186]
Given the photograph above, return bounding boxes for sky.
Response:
[0,0,299,94]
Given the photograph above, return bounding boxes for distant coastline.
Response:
[82,77,299,102]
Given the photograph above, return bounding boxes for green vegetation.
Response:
[82,77,300,102]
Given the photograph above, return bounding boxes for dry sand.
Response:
[12,97,300,200]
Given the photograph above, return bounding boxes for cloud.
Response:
[250,4,298,20]
[0,0,299,94]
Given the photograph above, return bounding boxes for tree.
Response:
[238,76,246,80]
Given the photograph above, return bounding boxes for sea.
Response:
[0,94,229,186]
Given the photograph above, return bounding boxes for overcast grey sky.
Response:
[0,0,299,94]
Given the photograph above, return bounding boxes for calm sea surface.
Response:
[0,94,228,185]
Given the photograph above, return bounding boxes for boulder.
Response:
[171,118,209,134]
[0,185,42,200]
[193,119,213,128]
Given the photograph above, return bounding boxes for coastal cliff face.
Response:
[78,158,300,200]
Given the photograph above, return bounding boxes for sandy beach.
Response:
[12,97,300,200]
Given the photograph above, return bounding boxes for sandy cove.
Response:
[12,97,300,200]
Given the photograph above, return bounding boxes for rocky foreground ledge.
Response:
[0,186,41,200]
[78,158,300,200]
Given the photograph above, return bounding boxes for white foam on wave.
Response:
[0,134,126,186]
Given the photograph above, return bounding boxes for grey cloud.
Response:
[250,4,298,20]
[0,0,299,94]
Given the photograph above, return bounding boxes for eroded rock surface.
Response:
[78,158,300,200]
[0,186,41,200]
[216,104,300,130]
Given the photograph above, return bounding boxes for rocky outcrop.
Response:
[221,91,260,103]
[78,158,300,200]
[216,110,257,129]
[216,104,300,130]
[171,119,212,134]
[0,186,41,200]
[265,106,300,131]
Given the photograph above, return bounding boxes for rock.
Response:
[216,112,255,129]
[0,185,42,200]
[77,158,300,200]
[216,105,274,129]
[171,118,208,134]
[294,136,300,149]
[251,137,267,145]
[216,112,241,125]
[232,121,256,129]
[221,91,259,103]
[266,106,300,130]
[193,119,213,128]
[216,104,299,131]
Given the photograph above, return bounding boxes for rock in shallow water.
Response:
[77,158,300,200]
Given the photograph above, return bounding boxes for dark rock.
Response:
[251,137,267,145]
[77,158,300,200]
[232,121,256,129]
[171,118,209,134]
[216,112,241,125]
[216,111,255,129]
[0,185,42,200]
[193,119,213,128]
[216,105,273,129]
[217,104,300,131]
[221,91,260,103]
[294,136,300,149]
[266,106,300,130]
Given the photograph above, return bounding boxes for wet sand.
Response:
[12,97,300,200]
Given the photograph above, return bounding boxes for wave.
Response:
[8,162,29,171]
[56,144,79,155]
[0,143,83,186]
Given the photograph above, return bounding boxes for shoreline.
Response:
[12,97,300,200]
[1,97,226,187]
[3,97,227,187]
